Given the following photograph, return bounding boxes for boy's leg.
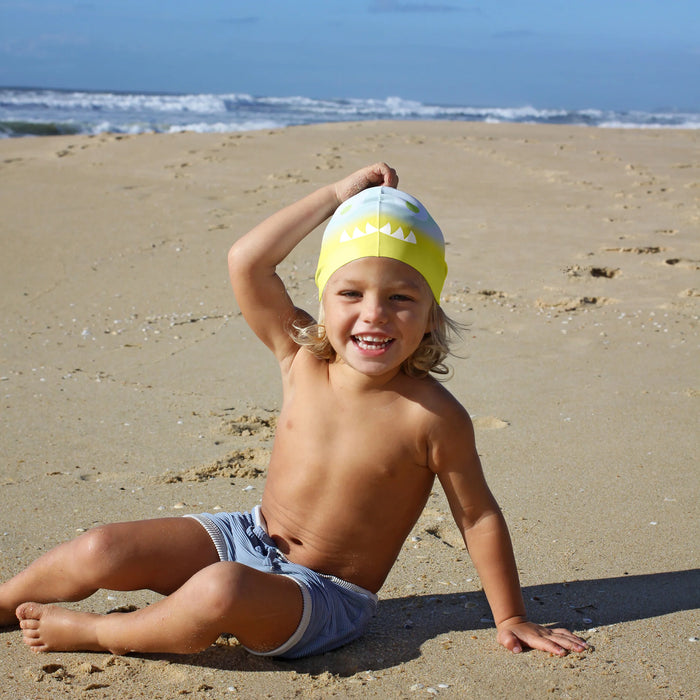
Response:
[17,561,304,655]
[0,517,219,626]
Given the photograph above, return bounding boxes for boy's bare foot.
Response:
[16,602,103,653]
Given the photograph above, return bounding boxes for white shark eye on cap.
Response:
[315,186,447,302]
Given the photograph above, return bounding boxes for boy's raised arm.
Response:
[228,163,398,363]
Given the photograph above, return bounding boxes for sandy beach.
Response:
[1,122,698,698]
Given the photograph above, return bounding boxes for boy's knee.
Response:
[195,562,252,616]
[74,526,123,574]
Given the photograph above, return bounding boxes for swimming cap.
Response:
[315,186,447,302]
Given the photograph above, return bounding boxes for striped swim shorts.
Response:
[185,506,378,658]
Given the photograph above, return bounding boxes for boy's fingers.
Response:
[535,630,587,655]
[549,628,588,648]
[379,163,398,187]
[520,630,567,656]
[369,162,398,188]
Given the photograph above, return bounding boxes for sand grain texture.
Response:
[1,123,698,698]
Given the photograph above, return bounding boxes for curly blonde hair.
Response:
[290,299,461,378]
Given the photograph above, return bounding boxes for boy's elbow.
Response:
[227,245,237,277]
[227,240,247,277]
[227,239,241,265]
[227,234,276,288]
[227,243,251,294]
[227,242,236,263]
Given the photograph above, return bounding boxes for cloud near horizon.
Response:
[369,0,467,12]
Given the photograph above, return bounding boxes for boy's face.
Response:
[322,257,433,380]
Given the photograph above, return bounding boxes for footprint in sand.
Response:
[604,246,666,255]
[163,448,270,483]
[664,257,700,270]
[266,170,309,185]
[441,287,511,307]
[217,412,276,439]
[536,296,612,312]
[565,265,620,279]
[315,147,343,171]
[590,266,620,278]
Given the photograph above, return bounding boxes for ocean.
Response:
[1,87,698,138]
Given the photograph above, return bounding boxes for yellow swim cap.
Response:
[315,186,447,302]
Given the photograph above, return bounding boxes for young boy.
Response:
[0,163,587,659]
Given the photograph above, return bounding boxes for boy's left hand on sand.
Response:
[496,619,589,656]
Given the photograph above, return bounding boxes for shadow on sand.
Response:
[174,568,699,675]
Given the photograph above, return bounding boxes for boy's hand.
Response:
[496,617,588,656]
[333,162,399,204]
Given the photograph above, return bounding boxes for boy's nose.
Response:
[361,297,388,324]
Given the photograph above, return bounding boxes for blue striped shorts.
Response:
[185,506,378,659]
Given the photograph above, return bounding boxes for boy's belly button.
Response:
[271,533,302,553]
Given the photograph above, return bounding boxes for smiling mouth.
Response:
[352,334,394,351]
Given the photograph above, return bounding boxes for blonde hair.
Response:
[290,299,462,379]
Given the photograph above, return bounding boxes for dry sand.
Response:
[0,122,698,698]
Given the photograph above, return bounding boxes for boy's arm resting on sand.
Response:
[430,405,588,656]
[227,163,398,363]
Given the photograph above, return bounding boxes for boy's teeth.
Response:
[354,335,391,348]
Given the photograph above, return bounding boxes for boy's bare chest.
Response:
[276,386,428,475]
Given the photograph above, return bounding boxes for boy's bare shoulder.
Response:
[400,374,473,433]
[408,373,469,412]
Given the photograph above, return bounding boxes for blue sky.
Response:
[1,0,698,111]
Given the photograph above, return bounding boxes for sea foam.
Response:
[1,88,697,138]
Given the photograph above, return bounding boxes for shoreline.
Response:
[3,86,700,137]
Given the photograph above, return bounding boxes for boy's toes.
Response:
[20,619,40,634]
[19,616,41,632]
[16,601,40,620]
[25,637,46,652]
